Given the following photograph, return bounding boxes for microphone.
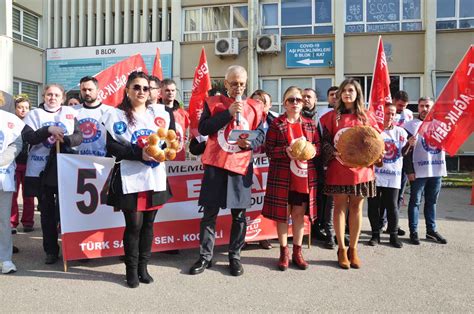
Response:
[235,95,242,126]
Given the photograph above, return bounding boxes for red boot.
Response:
[278,246,289,271]
[292,244,309,270]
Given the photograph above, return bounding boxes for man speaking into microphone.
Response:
[189,65,265,276]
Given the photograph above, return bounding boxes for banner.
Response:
[57,154,309,261]
[188,47,212,137]
[94,54,147,106]
[152,48,164,80]
[418,45,474,156]
[369,36,392,129]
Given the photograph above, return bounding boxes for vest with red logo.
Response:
[323,110,380,186]
[201,95,263,175]
[24,106,77,178]
[173,108,190,161]
[0,110,24,192]
[286,121,309,194]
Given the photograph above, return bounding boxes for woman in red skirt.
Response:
[320,78,381,269]
[262,86,320,271]
[103,71,174,288]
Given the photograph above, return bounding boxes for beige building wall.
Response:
[12,43,44,83]
[344,32,425,75]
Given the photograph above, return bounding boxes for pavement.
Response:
[1,188,473,312]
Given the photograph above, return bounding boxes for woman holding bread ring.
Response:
[319,78,382,269]
[262,86,320,271]
[102,71,175,288]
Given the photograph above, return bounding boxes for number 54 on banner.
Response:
[57,154,123,234]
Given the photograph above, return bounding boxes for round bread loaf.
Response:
[299,141,316,161]
[148,134,160,146]
[164,148,177,161]
[167,129,177,141]
[145,145,160,157]
[336,125,384,168]
[154,149,166,162]
[157,128,167,139]
[290,139,316,161]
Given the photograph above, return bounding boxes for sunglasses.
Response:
[286,97,303,104]
[131,84,150,92]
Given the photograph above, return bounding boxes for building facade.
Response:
[0,0,473,161]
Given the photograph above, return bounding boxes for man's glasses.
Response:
[286,97,303,104]
[229,81,246,88]
[132,84,150,92]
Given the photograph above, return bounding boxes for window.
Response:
[13,7,40,46]
[261,0,333,36]
[345,0,422,33]
[183,5,248,41]
[260,77,334,114]
[435,75,450,97]
[436,0,474,29]
[181,79,193,108]
[348,75,421,107]
[13,80,40,107]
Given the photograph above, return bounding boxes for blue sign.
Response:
[46,41,173,91]
[286,41,334,68]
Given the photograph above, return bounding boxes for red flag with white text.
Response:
[369,36,392,130]
[152,48,164,80]
[95,54,147,107]
[417,45,474,156]
[188,48,212,137]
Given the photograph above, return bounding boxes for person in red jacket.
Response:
[262,86,320,271]
[320,78,381,270]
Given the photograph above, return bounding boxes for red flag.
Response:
[152,48,163,80]
[188,47,212,137]
[95,54,147,107]
[369,36,392,130]
[417,45,474,156]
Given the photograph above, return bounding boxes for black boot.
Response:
[126,266,139,288]
[389,233,403,248]
[368,233,380,246]
[138,263,154,284]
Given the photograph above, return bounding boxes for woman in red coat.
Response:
[262,86,320,271]
[320,78,381,269]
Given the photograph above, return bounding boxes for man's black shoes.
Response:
[229,259,244,276]
[189,258,212,275]
[410,232,420,245]
[426,231,447,244]
[45,254,59,264]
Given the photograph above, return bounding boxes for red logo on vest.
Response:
[66,114,74,119]
[154,117,166,128]
[7,122,14,129]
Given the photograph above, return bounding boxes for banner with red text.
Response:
[188,48,212,137]
[95,54,147,106]
[57,154,309,261]
[417,45,474,156]
[369,36,392,129]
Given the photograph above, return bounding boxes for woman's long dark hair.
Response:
[118,71,150,126]
[335,78,368,126]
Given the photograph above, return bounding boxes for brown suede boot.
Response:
[292,244,309,270]
[348,247,361,269]
[337,248,350,269]
[278,246,290,271]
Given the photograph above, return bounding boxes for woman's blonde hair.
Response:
[282,86,303,103]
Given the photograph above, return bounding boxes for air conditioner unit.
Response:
[256,34,281,53]
[214,38,239,56]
